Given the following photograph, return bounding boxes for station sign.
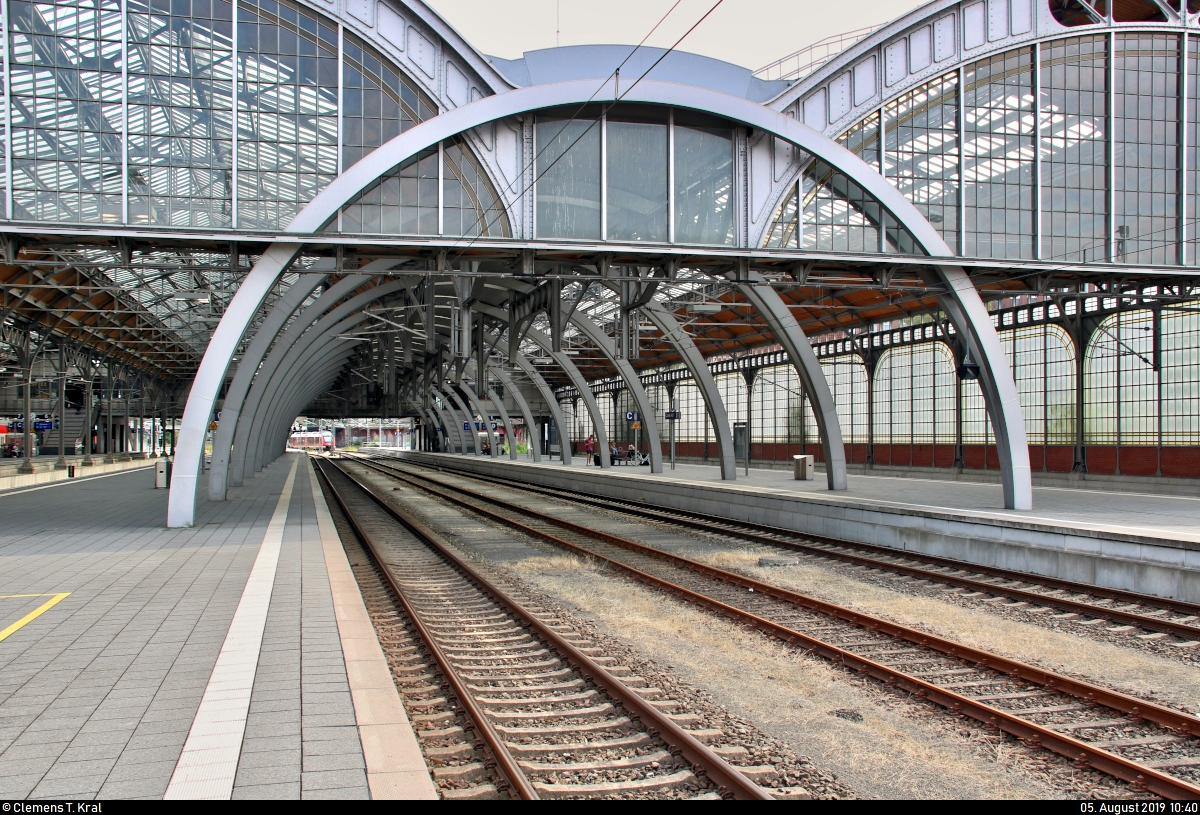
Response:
[625,412,641,422]
[733,421,748,428]
[33,420,54,431]
[665,410,681,420]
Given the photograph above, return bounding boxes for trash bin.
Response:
[792,454,815,480]
[155,458,172,489]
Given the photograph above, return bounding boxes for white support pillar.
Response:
[168,243,302,527]
[642,299,738,480]
[209,271,328,500]
[489,364,535,461]
[733,271,848,491]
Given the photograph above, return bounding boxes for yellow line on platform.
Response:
[0,593,70,642]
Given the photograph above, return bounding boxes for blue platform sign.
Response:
[33,420,54,431]
[463,422,471,431]
[625,412,641,422]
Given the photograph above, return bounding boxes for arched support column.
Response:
[262,342,359,463]
[476,377,516,460]
[417,407,442,451]
[250,315,372,475]
[566,312,662,472]
[271,356,351,457]
[459,381,498,458]
[208,271,328,501]
[732,271,848,492]
[555,349,609,468]
[490,364,537,462]
[240,280,406,479]
[432,397,463,454]
[227,273,373,487]
[510,354,569,465]
[642,299,737,480]
[443,384,479,455]
[925,265,1032,510]
[512,327,609,466]
[168,243,302,527]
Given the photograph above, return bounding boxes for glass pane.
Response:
[607,121,667,242]
[1041,35,1108,263]
[536,119,600,240]
[964,47,1035,259]
[236,0,338,230]
[1114,33,1180,265]
[341,31,433,171]
[674,124,733,245]
[885,72,959,250]
[443,137,510,237]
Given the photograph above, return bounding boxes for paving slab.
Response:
[0,453,436,799]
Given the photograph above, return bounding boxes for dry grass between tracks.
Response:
[688,548,1200,716]
[507,554,1084,800]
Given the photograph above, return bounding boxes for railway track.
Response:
[312,457,775,800]
[368,457,1200,645]
[347,455,1200,799]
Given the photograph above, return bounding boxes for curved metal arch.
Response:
[476,378,517,461]
[267,355,354,464]
[217,269,385,494]
[511,354,571,465]
[171,77,1031,526]
[241,282,410,477]
[241,280,408,479]
[433,395,466,454]
[490,363,539,462]
[565,311,663,473]
[519,327,611,468]
[442,384,479,454]
[734,272,848,490]
[262,340,362,463]
[458,381,498,458]
[641,299,737,480]
[288,78,948,254]
[208,271,328,499]
[226,273,372,487]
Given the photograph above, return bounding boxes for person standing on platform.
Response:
[584,434,594,465]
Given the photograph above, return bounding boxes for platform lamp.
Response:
[956,350,981,381]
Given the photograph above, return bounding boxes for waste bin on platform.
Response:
[792,454,815,480]
[155,458,172,489]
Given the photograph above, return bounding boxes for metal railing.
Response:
[754,25,882,83]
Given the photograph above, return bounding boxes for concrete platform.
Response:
[0,452,435,800]
[388,451,1200,604]
[0,455,155,493]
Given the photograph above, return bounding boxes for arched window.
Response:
[751,364,798,446]
[1085,309,1158,445]
[1162,303,1200,444]
[873,342,956,445]
[674,380,706,443]
[715,371,747,431]
[822,354,870,444]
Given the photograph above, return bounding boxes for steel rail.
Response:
[382,457,1200,636]
[313,457,538,800]
[354,456,1200,800]
[318,456,773,801]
